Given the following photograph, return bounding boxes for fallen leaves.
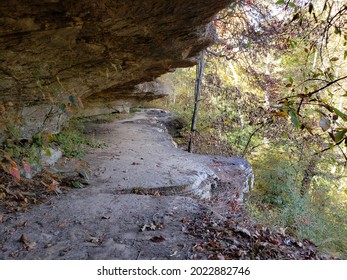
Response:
[0,170,69,213]
[9,164,21,181]
[140,223,157,232]
[19,234,37,250]
[22,160,32,179]
[186,214,330,260]
[150,236,165,243]
[233,226,251,238]
[16,220,28,228]
[41,179,63,194]
[131,188,163,196]
[179,216,191,223]
[1,150,20,177]
[62,246,72,253]
[85,236,103,245]
[141,216,166,243]
[44,243,54,249]
[0,192,6,200]
[140,222,164,232]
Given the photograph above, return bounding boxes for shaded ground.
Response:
[0,109,328,259]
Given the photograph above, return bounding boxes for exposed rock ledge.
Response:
[0,0,231,140]
[83,109,254,203]
[0,109,253,259]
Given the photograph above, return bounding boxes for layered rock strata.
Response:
[0,0,231,140]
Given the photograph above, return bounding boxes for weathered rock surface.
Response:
[0,0,231,140]
[0,109,252,259]
[82,109,253,201]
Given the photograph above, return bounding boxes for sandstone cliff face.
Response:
[0,0,231,140]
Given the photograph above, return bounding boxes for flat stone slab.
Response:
[1,193,208,259]
[0,109,253,259]
[83,109,253,200]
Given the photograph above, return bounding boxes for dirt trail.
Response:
[0,109,252,260]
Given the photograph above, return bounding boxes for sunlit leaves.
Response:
[331,106,347,122]
[213,0,347,153]
[288,2,296,8]
[285,76,294,88]
[290,40,297,49]
[334,129,347,143]
[275,0,296,9]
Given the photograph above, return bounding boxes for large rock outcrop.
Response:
[0,0,231,140]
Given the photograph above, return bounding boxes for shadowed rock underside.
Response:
[0,0,232,140]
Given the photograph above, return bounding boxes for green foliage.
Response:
[1,118,104,169]
[1,139,41,165]
[152,0,347,258]
[246,148,347,259]
[250,151,301,208]
[4,124,22,139]
[157,55,347,258]
[0,135,45,181]
[52,119,105,158]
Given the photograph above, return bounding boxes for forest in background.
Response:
[152,0,347,258]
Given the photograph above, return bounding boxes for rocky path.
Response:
[0,109,252,260]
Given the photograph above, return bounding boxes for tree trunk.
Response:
[188,50,205,153]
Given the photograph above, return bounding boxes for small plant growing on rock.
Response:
[52,119,105,158]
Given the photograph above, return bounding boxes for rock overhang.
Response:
[0,0,232,140]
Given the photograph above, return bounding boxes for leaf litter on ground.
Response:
[185,210,334,260]
[0,165,86,214]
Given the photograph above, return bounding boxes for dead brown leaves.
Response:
[19,234,37,250]
[131,188,163,196]
[7,234,38,258]
[140,221,165,232]
[150,236,166,243]
[0,170,68,213]
[185,214,331,260]
[85,236,103,245]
